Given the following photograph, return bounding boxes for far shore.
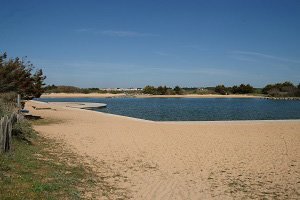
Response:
[40,93,127,98]
[40,93,264,99]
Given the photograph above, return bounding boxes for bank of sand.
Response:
[41,93,126,98]
[26,101,300,199]
[135,94,262,98]
[41,93,263,99]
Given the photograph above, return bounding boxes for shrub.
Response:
[215,85,228,95]
[157,86,168,95]
[231,84,254,94]
[143,85,157,94]
[12,120,34,143]
[0,93,17,117]
[262,81,299,97]
[174,86,183,95]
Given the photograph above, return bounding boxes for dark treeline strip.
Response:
[143,85,183,95]
[143,82,300,96]
[44,82,300,97]
[214,84,255,95]
[44,85,127,94]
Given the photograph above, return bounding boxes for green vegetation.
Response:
[0,53,46,99]
[214,84,255,95]
[140,83,297,97]
[214,85,229,95]
[0,90,128,199]
[143,85,182,95]
[142,84,256,95]
[0,93,16,117]
[31,118,64,126]
[0,126,103,199]
[262,81,300,97]
[231,84,254,94]
[0,54,103,199]
[44,85,128,94]
[44,82,299,98]
[173,86,183,95]
[0,94,97,199]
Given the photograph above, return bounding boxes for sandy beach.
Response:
[41,93,263,99]
[40,93,127,98]
[26,101,300,199]
[135,94,263,98]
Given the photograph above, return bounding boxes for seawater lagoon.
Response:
[38,97,300,121]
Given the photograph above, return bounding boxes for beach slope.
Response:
[26,101,300,199]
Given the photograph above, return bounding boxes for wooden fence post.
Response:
[0,113,21,153]
[0,117,4,153]
[1,116,7,152]
[17,94,21,109]
[5,117,12,152]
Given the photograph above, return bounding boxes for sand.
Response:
[41,93,263,99]
[26,101,300,199]
[41,93,127,98]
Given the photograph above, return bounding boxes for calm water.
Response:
[38,97,300,121]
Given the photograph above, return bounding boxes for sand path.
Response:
[26,101,300,199]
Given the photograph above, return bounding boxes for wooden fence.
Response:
[0,113,23,153]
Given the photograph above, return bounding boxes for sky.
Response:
[0,0,300,88]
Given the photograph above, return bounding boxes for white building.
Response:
[100,88,142,91]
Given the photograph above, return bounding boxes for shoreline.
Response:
[32,100,300,123]
[41,93,264,99]
[40,93,127,98]
[80,107,300,124]
[27,100,300,199]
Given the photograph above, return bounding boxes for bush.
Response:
[44,85,81,93]
[143,85,157,94]
[231,84,254,94]
[157,86,168,95]
[12,120,35,143]
[215,85,228,95]
[0,92,17,102]
[0,93,17,117]
[262,81,299,97]
[174,86,183,95]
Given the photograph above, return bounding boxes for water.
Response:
[38,97,300,121]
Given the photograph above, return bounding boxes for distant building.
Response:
[100,88,142,91]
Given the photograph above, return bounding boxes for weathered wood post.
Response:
[0,113,20,153]
[0,117,4,153]
[1,116,9,152]
[4,117,12,152]
[17,94,21,109]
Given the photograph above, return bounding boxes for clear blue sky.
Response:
[1,0,299,88]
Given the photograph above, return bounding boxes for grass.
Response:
[0,127,100,199]
[30,117,64,126]
[0,96,129,199]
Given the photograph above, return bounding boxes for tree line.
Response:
[142,82,300,97]
[262,81,300,97]
[214,84,255,95]
[44,85,125,94]
[143,85,183,95]
[43,83,300,97]
[142,84,256,95]
[0,52,46,99]
[214,82,300,97]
